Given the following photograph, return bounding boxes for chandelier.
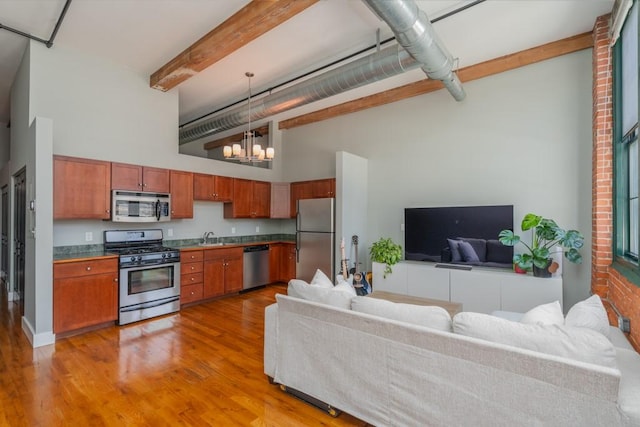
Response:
[223,72,274,162]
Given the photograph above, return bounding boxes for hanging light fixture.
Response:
[223,72,274,163]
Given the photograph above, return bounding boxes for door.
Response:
[297,198,334,232]
[13,169,26,314]
[1,185,8,286]
[296,231,334,283]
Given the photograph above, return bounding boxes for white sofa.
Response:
[264,292,640,426]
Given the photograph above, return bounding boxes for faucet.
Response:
[203,231,215,244]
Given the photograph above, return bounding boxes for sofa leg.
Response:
[278,384,341,417]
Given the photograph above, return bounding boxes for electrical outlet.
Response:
[85,232,93,242]
[231,227,236,234]
[619,315,631,333]
[167,228,173,237]
[256,226,260,233]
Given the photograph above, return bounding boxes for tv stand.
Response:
[371,261,563,314]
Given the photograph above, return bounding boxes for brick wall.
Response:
[592,14,640,351]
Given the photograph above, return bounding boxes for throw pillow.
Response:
[310,269,334,288]
[287,279,352,310]
[447,238,463,262]
[334,279,357,296]
[351,296,452,331]
[565,295,610,338]
[520,301,564,326]
[486,239,513,264]
[452,312,616,368]
[458,240,480,263]
[456,237,487,262]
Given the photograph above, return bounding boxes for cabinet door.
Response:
[281,244,296,282]
[225,178,253,218]
[290,182,313,218]
[170,170,193,219]
[449,270,501,314]
[270,182,291,219]
[312,178,336,198]
[224,255,243,293]
[54,156,112,220]
[269,244,283,283]
[203,259,225,298]
[142,167,170,193]
[111,162,143,191]
[214,176,233,201]
[252,181,271,217]
[53,272,118,333]
[193,173,215,201]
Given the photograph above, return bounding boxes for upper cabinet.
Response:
[111,162,170,193]
[170,170,193,219]
[270,182,290,219]
[54,155,112,220]
[224,178,271,218]
[193,173,233,202]
[289,178,336,218]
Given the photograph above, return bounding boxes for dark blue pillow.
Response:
[447,238,462,262]
[458,240,480,262]
[486,239,513,264]
[457,237,487,262]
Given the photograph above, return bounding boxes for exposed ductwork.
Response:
[179,0,465,145]
[179,44,420,144]
[362,0,465,101]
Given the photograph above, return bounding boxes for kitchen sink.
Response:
[198,242,226,247]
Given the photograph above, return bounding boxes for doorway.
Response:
[1,185,8,293]
[13,169,25,315]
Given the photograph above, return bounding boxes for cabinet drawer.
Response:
[181,250,204,262]
[181,272,203,285]
[54,258,118,279]
[181,262,203,274]
[181,283,203,304]
[204,247,243,261]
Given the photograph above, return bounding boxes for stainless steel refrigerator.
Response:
[296,198,335,283]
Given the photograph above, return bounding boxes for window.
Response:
[614,1,640,271]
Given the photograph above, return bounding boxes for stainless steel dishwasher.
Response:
[243,244,270,290]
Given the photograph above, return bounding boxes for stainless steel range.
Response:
[104,229,180,325]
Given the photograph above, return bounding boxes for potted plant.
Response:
[370,237,403,279]
[498,213,584,278]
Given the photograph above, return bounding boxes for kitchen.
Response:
[52,155,338,336]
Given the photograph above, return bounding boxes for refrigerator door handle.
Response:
[296,210,301,231]
[296,233,300,262]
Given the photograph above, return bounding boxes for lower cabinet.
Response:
[53,257,119,334]
[203,247,243,297]
[372,261,563,314]
[269,243,296,283]
[180,249,204,305]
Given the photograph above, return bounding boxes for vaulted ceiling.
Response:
[0,0,614,146]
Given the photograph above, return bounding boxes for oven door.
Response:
[119,262,180,308]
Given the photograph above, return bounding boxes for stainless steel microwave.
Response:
[111,190,171,222]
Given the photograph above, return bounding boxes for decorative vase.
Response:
[514,264,527,274]
[532,258,553,278]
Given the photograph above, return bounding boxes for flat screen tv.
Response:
[404,205,514,267]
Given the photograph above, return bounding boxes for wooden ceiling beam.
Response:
[278,32,594,130]
[150,0,319,92]
[203,125,270,151]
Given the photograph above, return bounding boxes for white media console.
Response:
[371,261,563,314]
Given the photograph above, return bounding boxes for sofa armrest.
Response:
[264,303,278,378]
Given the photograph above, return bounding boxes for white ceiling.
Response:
[0,0,614,131]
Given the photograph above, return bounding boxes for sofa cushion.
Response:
[447,238,462,262]
[565,295,610,338]
[351,296,452,331]
[334,279,357,296]
[486,239,513,264]
[310,269,334,288]
[456,237,487,262]
[520,301,564,326]
[287,279,353,310]
[458,240,480,262]
[452,312,617,368]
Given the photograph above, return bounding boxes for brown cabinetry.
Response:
[269,243,296,283]
[53,155,112,220]
[223,179,271,218]
[270,182,291,219]
[53,257,118,333]
[180,249,204,305]
[193,173,233,202]
[111,162,170,193]
[289,178,335,218]
[203,247,243,296]
[170,170,194,219]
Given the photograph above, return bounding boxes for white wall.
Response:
[281,50,593,309]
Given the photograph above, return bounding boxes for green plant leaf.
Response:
[565,248,583,264]
[521,213,542,231]
[498,229,519,246]
[513,253,532,270]
[562,229,584,249]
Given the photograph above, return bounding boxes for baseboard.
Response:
[21,316,55,348]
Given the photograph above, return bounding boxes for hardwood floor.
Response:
[0,284,367,426]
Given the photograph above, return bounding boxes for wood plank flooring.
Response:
[0,284,367,426]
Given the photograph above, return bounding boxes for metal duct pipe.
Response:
[362,0,465,101]
[179,44,419,144]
